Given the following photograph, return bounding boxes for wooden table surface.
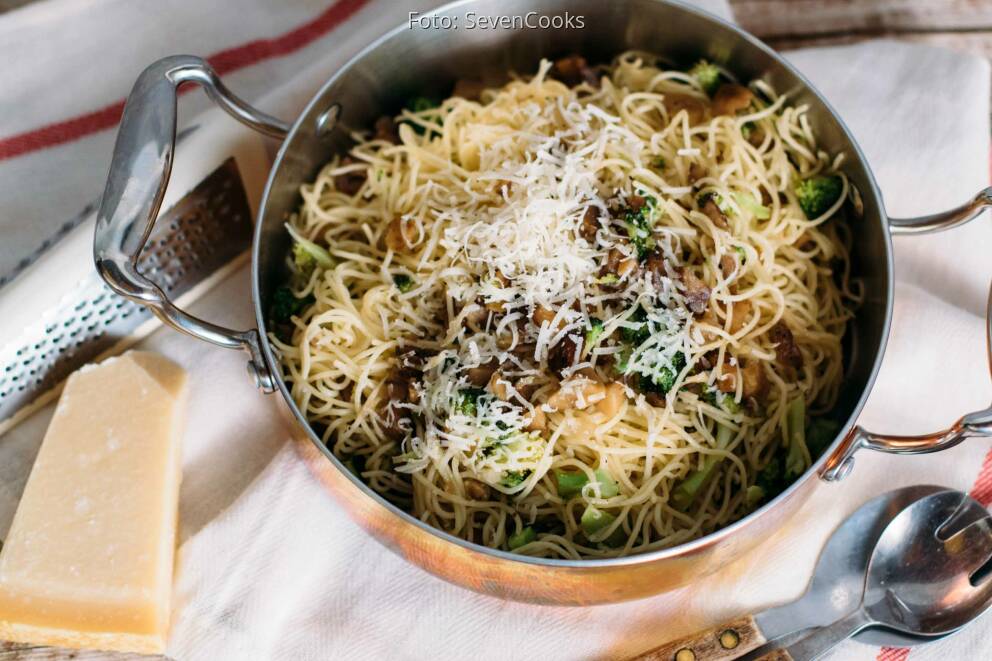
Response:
[730,0,992,58]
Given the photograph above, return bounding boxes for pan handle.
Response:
[821,280,992,481]
[94,55,289,392]
[888,186,992,235]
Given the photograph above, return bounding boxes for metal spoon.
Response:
[779,489,992,660]
[755,485,948,648]
[628,486,949,660]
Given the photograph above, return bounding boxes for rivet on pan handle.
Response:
[94,55,290,392]
[821,275,992,481]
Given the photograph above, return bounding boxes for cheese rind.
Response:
[0,351,187,654]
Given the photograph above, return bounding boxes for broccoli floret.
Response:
[270,286,313,323]
[620,306,650,345]
[454,388,485,416]
[393,273,414,293]
[616,307,686,393]
[285,222,333,281]
[638,352,685,395]
[616,307,685,395]
[640,371,675,395]
[614,346,633,375]
[689,59,722,96]
[293,243,316,278]
[472,432,546,491]
[705,390,741,414]
[623,196,658,259]
[585,317,606,351]
[501,469,531,488]
[741,121,755,140]
[795,175,843,219]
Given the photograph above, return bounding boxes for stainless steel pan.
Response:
[94,0,992,605]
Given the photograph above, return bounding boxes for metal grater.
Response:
[0,157,253,427]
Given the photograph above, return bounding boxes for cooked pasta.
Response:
[268,52,859,559]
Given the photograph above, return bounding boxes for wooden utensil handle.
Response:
[629,615,772,660]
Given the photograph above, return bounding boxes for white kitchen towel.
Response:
[1,2,991,661]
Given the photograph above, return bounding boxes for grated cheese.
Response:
[390,72,696,483]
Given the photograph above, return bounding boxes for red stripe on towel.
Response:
[876,646,910,661]
[970,448,992,508]
[0,0,369,161]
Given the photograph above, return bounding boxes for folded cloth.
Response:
[1,1,990,660]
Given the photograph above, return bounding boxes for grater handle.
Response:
[94,55,289,392]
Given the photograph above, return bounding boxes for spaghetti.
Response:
[269,52,859,559]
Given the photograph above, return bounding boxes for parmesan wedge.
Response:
[0,351,187,654]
